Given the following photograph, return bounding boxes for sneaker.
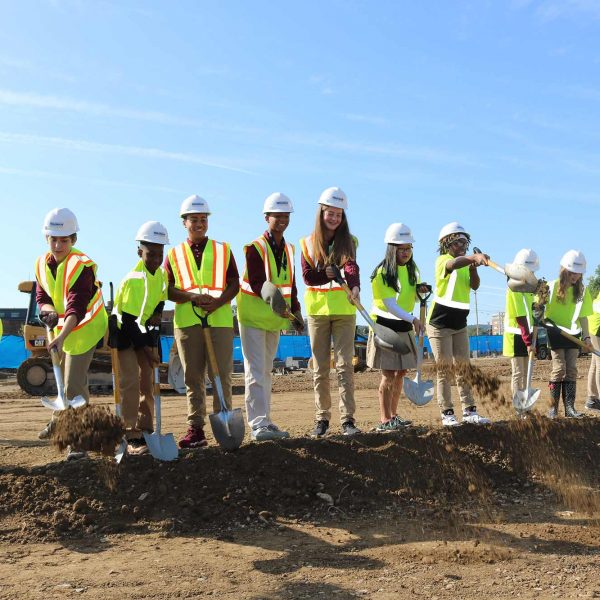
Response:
[375,420,396,432]
[267,424,290,438]
[442,410,460,427]
[341,420,361,436]
[391,415,412,428]
[312,419,329,438]
[127,437,149,455]
[179,425,208,449]
[547,407,558,419]
[38,421,55,440]
[462,407,491,425]
[585,398,600,412]
[66,446,87,461]
[251,426,289,441]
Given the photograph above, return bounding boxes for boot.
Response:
[547,382,561,418]
[563,381,583,418]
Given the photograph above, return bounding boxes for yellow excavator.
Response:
[16,281,186,396]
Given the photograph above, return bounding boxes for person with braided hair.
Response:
[426,222,490,427]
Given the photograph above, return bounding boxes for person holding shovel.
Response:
[300,186,361,437]
[368,223,429,431]
[109,221,169,454]
[426,222,490,427]
[238,193,304,441]
[544,250,593,418]
[502,249,540,397]
[586,289,600,412]
[35,208,109,460]
[165,195,240,448]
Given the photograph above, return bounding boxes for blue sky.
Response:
[1,0,599,324]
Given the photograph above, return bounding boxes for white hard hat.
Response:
[42,207,79,237]
[513,248,539,272]
[263,192,294,214]
[560,249,586,274]
[135,221,170,245]
[318,186,348,210]
[438,221,468,242]
[384,223,415,245]
[180,194,211,217]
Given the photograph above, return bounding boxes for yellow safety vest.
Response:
[427,254,471,322]
[167,240,233,328]
[545,279,592,335]
[588,291,600,336]
[300,234,357,316]
[113,260,168,329]
[35,248,108,355]
[502,289,533,357]
[370,264,418,322]
[238,235,295,331]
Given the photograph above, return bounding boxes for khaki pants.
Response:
[511,356,528,396]
[308,315,356,423]
[175,325,233,427]
[588,334,600,399]
[60,345,96,402]
[240,325,280,430]
[550,348,578,381]
[426,325,473,412]
[117,346,154,434]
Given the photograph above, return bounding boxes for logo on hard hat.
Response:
[49,221,64,227]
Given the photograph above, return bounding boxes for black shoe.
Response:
[341,420,361,436]
[586,398,600,412]
[312,419,329,438]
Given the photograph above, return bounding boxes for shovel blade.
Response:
[143,431,179,461]
[115,438,128,463]
[68,395,87,409]
[372,323,412,355]
[512,387,541,412]
[403,375,435,406]
[41,396,67,411]
[507,278,538,293]
[504,263,539,287]
[209,407,245,451]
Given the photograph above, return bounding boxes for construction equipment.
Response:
[473,247,538,293]
[512,326,541,414]
[330,265,411,355]
[404,287,434,406]
[40,326,86,411]
[16,280,181,396]
[193,307,245,451]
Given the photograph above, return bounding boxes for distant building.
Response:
[490,312,504,336]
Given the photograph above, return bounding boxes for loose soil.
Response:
[1,357,600,599]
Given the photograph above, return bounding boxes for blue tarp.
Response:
[0,335,31,368]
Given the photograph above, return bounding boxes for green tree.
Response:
[588,265,600,297]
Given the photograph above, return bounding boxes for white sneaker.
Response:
[442,412,460,427]
[251,426,288,441]
[267,424,290,438]
[66,446,87,461]
[462,408,491,425]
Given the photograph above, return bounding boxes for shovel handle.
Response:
[543,319,600,357]
[154,367,162,434]
[473,247,503,275]
[110,347,122,412]
[330,264,368,314]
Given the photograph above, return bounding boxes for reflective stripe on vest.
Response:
[549,279,583,335]
[433,270,470,310]
[504,293,532,335]
[594,299,600,314]
[113,271,147,330]
[239,235,294,297]
[170,240,227,298]
[299,235,344,293]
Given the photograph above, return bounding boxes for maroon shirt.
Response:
[301,254,360,290]
[36,254,97,325]
[516,316,533,347]
[164,238,239,285]
[245,231,301,313]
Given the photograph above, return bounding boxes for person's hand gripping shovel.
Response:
[143,329,178,461]
[512,327,541,416]
[473,247,539,293]
[39,313,86,411]
[192,306,245,451]
[404,286,435,406]
[260,281,304,332]
[329,265,412,354]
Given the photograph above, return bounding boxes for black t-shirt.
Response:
[428,303,469,331]
[374,315,413,333]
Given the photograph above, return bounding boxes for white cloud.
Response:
[0,132,256,175]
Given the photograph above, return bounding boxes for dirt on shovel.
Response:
[52,405,125,456]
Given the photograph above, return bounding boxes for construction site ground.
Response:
[2,356,600,600]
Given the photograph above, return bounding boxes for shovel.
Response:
[110,346,127,463]
[193,306,245,451]
[512,326,541,414]
[404,287,435,406]
[143,364,179,461]
[473,247,539,293]
[330,265,411,355]
[40,327,86,411]
[261,281,304,329]
[542,319,600,358]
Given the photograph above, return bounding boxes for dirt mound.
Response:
[52,405,125,455]
[2,418,600,543]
